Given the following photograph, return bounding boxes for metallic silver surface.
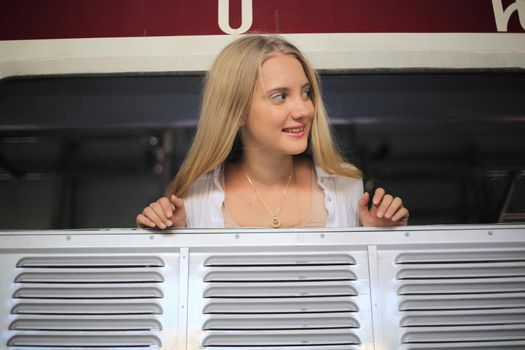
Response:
[0,224,524,349]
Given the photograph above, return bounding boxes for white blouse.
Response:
[184,164,363,228]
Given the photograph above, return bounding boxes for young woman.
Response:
[136,35,409,229]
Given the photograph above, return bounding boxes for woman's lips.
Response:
[282,127,305,137]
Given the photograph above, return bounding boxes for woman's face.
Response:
[241,53,315,157]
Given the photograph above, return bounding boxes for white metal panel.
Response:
[0,224,524,349]
[376,244,525,350]
[0,249,181,350]
[187,246,373,350]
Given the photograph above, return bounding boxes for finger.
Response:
[392,207,409,223]
[172,210,186,227]
[136,214,156,228]
[171,195,184,209]
[384,197,403,219]
[376,194,393,218]
[358,192,370,213]
[372,187,385,206]
[170,195,187,227]
[144,206,167,229]
[149,201,169,225]
[159,197,174,218]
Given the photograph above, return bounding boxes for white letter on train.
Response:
[492,0,525,32]
[218,0,253,34]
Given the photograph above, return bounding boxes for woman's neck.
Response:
[240,152,295,185]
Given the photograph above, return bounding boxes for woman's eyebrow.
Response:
[266,87,289,95]
[265,83,310,94]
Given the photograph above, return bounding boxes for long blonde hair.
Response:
[166,35,361,197]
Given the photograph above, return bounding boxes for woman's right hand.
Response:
[136,195,186,229]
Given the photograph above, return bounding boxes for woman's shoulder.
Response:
[184,166,223,199]
[325,172,363,190]
[314,162,363,198]
[314,162,362,181]
[183,166,225,228]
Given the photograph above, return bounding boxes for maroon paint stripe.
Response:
[0,0,522,41]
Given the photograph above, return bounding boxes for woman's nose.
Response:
[290,96,313,120]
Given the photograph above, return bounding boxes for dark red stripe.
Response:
[0,0,522,41]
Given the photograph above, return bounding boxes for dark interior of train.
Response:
[1,69,524,229]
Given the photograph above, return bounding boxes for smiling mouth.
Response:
[282,127,304,133]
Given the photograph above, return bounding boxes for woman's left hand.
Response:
[358,188,409,227]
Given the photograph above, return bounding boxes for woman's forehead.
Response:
[258,53,309,88]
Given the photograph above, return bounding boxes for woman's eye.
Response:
[302,89,312,99]
[271,93,286,102]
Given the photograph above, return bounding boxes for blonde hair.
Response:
[166,35,361,197]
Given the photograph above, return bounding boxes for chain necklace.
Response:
[242,167,293,228]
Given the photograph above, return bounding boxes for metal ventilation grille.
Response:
[201,253,361,349]
[396,250,525,350]
[8,255,164,348]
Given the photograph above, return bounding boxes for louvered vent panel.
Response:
[8,255,165,348]
[396,250,525,350]
[201,253,361,350]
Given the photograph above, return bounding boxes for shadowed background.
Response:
[1,70,524,228]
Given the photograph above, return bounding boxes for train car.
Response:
[1,0,525,227]
[1,1,525,349]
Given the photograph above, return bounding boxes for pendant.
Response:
[272,216,281,228]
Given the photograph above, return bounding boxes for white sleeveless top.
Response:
[222,168,328,228]
[184,164,363,228]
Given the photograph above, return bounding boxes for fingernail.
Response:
[166,220,173,226]
[377,211,383,218]
[159,223,166,229]
[166,211,172,218]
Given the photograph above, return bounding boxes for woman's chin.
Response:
[288,144,309,155]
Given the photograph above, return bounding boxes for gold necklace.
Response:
[242,167,292,228]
